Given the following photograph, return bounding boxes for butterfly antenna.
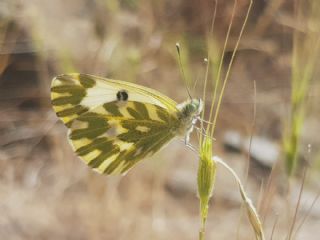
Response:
[176,43,192,99]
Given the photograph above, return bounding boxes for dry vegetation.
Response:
[0,0,319,239]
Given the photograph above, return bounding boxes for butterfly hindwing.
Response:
[51,73,180,175]
[68,101,178,174]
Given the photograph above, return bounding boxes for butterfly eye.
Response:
[116,90,128,101]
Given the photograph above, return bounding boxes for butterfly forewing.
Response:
[51,73,178,125]
[51,73,180,175]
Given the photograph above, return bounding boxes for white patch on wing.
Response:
[136,126,150,132]
[105,127,118,137]
[81,80,118,108]
[81,87,116,108]
[114,140,134,152]
[103,121,128,138]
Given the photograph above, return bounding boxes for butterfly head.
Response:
[185,98,203,116]
[176,98,203,142]
[177,98,203,121]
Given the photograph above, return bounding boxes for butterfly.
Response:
[51,73,203,175]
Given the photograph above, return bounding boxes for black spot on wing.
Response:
[116,90,128,101]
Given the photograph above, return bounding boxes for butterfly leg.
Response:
[184,134,190,145]
[184,122,195,145]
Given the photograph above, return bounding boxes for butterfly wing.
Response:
[51,73,178,127]
[51,73,180,175]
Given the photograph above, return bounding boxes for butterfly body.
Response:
[51,73,202,175]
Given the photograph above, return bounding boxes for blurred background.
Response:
[0,0,319,239]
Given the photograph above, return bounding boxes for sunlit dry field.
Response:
[0,0,320,239]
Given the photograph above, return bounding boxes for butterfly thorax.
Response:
[176,98,203,138]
